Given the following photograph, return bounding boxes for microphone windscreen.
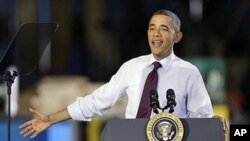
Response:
[150,89,158,99]
[167,89,175,99]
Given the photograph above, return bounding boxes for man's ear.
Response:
[174,32,183,43]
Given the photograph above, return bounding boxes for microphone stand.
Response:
[3,70,18,141]
[162,104,176,113]
[161,105,169,113]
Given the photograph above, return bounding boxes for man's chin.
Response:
[152,53,164,60]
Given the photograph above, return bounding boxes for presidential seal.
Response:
[146,112,184,141]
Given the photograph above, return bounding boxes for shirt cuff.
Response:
[67,98,91,121]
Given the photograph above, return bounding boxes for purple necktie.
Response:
[136,61,162,118]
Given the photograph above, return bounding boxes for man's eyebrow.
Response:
[148,24,171,29]
[148,23,155,27]
[161,25,170,29]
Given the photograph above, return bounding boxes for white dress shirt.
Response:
[67,53,214,121]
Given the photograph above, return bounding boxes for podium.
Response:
[101,118,225,141]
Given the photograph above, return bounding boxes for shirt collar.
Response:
[147,52,176,72]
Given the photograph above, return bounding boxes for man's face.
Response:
[147,15,182,60]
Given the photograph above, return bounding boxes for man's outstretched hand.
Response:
[19,108,52,138]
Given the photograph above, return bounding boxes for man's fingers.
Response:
[30,131,40,139]
[224,119,229,134]
[29,108,43,117]
[23,129,35,137]
[220,117,228,133]
[20,126,32,135]
[213,115,229,133]
[19,121,32,129]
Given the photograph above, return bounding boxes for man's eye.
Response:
[162,28,169,31]
[148,28,155,31]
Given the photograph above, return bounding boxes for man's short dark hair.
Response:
[151,10,181,32]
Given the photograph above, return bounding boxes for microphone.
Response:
[150,89,160,114]
[166,89,176,113]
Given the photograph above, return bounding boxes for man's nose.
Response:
[153,28,161,37]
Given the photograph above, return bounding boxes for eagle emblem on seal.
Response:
[156,121,175,141]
